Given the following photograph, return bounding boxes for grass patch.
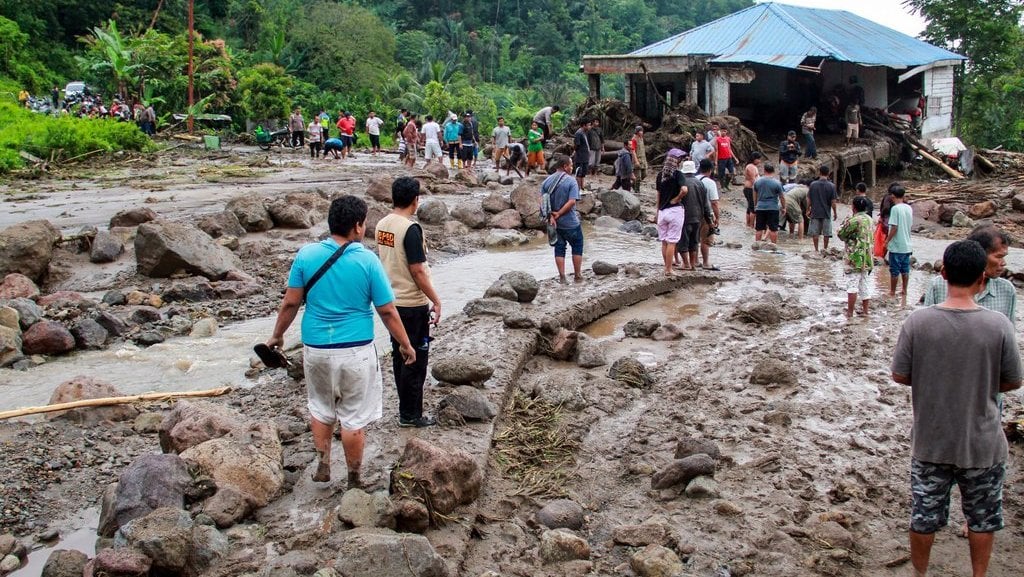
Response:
[0,102,152,173]
[492,393,579,498]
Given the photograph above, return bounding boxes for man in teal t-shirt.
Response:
[266,195,416,488]
[885,184,913,301]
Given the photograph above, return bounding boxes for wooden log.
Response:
[910,143,964,179]
[975,153,996,171]
[0,386,232,421]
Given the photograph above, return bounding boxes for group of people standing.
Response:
[291,107,386,160]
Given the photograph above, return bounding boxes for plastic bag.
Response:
[872,221,887,258]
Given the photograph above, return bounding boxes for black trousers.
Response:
[291,130,304,147]
[391,305,431,420]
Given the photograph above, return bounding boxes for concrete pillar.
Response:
[588,74,601,100]
[708,69,730,116]
[686,73,698,106]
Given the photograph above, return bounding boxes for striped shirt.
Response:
[923,275,1017,325]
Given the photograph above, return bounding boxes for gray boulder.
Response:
[483,229,527,246]
[135,221,241,280]
[430,356,495,386]
[675,437,721,461]
[510,181,544,229]
[539,529,590,563]
[366,175,395,203]
[5,297,42,329]
[416,198,449,225]
[90,231,124,263]
[593,215,625,229]
[114,508,194,574]
[496,271,539,303]
[337,489,395,529]
[71,318,108,349]
[438,386,497,421]
[575,335,607,368]
[597,189,641,220]
[481,192,512,214]
[109,207,157,229]
[536,499,585,530]
[197,211,246,239]
[98,454,192,537]
[0,220,60,283]
[226,196,273,232]
[331,528,448,577]
[268,198,318,229]
[619,220,643,234]
[630,544,684,577]
[592,261,619,275]
[487,208,523,230]
[41,549,89,577]
[451,203,488,229]
[93,311,128,337]
[624,319,661,338]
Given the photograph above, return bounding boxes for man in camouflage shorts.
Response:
[892,240,1021,577]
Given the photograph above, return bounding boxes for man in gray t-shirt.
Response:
[891,240,1022,577]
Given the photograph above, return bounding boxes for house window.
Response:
[927,95,943,117]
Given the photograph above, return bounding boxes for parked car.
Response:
[64,81,87,98]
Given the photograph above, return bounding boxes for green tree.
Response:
[236,62,292,124]
[76,20,144,99]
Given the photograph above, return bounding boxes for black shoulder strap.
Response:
[304,241,353,302]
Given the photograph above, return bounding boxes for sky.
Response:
[758,0,928,37]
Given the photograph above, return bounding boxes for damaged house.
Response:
[581,2,965,143]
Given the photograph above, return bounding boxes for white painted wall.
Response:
[922,65,955,140]
[708,69,731,115]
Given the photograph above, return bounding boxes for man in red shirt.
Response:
[336,112,357,159]
[714,127,735,191]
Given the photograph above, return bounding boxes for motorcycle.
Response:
[254,126,295,150]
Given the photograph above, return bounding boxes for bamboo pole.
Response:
[0,386,231,421]
[975,154,996,171]
[910,143,964,179]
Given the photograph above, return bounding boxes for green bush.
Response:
[0,102,151,172]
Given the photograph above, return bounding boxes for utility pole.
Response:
[187,0,195,133]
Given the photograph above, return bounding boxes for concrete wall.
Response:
[822,62,888,108]
[921,65,955,140]
[707,69,731,115]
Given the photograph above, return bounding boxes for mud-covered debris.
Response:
[493,393,579,498]
[675,437,721,461]
[337,488,395,529]
[608,357,652,389]
[536,498,585,530]
[651,454,715,490]
[539,528,590,563]
[546,328,580,361]
[630,544,684,577]
[623,318,661,338]
[591,260,619,275]
[749,357,798,387]
[575,334,607,368]
[650,323,683,341]
[729,291,811,325]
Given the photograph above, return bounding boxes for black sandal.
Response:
[253,344,291,369]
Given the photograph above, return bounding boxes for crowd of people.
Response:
[18,86,157,134]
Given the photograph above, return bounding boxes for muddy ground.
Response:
[1,142,1023,577]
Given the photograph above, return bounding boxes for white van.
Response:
[64,81,87,97]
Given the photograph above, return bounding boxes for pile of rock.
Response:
[651,436,723,499]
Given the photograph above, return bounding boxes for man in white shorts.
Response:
[266,195,416,487]
[420,115,443,166]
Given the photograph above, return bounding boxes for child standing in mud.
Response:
[838,196,874,317]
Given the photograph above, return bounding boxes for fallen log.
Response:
[910,143,964,179]
[0,386,232,421]
[975,153,996,171]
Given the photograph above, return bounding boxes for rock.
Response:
[714,500,743,516]
[189,317,218,338]
[624,319,661,338]
[37,291,95,310]
[539,529,590,563]
[189,524,229,572]
[612,523,677,548]
[510,182,544,229]
[952,210,974,228]
[594,215,625,229]
[102,290,127,306]
[99,453,191,537]
[443,220,470,237]
[498,271,539,302]
[71,318,108,349]
[0,326,21,367]
[482,192,512,214]
[651,454,716,490]
[84,547,152,577]
[576,192,597,215]
[937,203,967,225]
[180,421,284,523]
[331,527,448,577]
[575,335,607,368]
[337,489,395,529]
[675,437,721,461]
[454,169,480,187]
[226,196,273,232]
[41,549,89,577]
[502,311,535,329]
[390,437,482,516]
[763,410,792,426]
[547,328,580,361]
[313,570,340,577]
[430,356,494,386]
[197,211,246,239]
[366,175,395,203]
[127,306,162,325]
[417,198,449,225]
[630,544,683,577]
[463,297,518,317]
[684,475,720,498]
[0,555,20,573]
[134,331,165,346]
[423,161,450,180]
[452,203,488,229]
[748,358,797,387]
[392,498,431,534]
[158,400,247,454]
[536,499,585,530]
[267,199,317,229]
[641,224,659,238]
[5,298,42,330]
[201,487,250,529]
[730,291,811,325]
[133,412,164,434]
[1013,194,1024,213]
[0,273,40,300]
[483,279,518,301]
[619,220,643,234]
[484,228,527,246]
[608,357,653,388]
[135,221,241,280]
[109,207,158,229]
[93,311,128,337]
[22,321,75,356]
[0,220,60,283]
[0,306,17,331]
[487,209,523,230]
[115,507,192,573]
[90,231,124,263]
[597,189,641,220]
[438,386,497,421]
[968,200,997,219]
[591,261,619,275]
[0,535,19,558]
[47,376,138,425]
[809,520,856,550]
[651,323,683,341]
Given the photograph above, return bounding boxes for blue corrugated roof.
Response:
[631,3,965,69]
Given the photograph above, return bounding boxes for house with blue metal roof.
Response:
[581,2,965,141]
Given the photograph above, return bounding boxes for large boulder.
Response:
[330,528,448,577]
[366,175,395,203]
[597,189,641,221]
[89,231,125,263]
[113,507,225,576]
[0,326,22,367]
[47,376,138,424]
[423,162,450,181]
[451,203,488,229]
[159,400,247,454]
[0,273,40,300]
[416,198,449,225]
[180,421,284,526]
[487,209,523,230]
[135,221,241,280]
[83,548,152,577]
[71,318,108,349]
[437,386,497,421]
[197,211,246,239]
[390,438,482,516]
[41,549,89,577]
[364,201,390,238]
[109,207,158,229]
[969,200,997,220]
[911,199,942,223]
[98,454,192,537]
[483,229,527,247]
[267,199,317,229]
[497,271,539,302]
[22,320,75,356]
[0,220,60,283]
[510,182,544,229]
[430,356,495,386]
[225,196,273,232]
[454,169,480,187]
[481,192,512,214]
[5,298,42,329]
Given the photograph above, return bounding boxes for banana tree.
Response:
[77,20,145,102]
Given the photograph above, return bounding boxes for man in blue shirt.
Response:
[266,195,415,488]
[542,154,584,283]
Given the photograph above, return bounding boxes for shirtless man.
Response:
[742,152,762,229]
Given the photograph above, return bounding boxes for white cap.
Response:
[681,160,697,174]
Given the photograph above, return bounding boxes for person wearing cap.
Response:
[676,159,713,270]
[629,126,647,194]
[753,162,785,245]
[778,131,802,184]
[655,149,687,275]
[443,113,462,169]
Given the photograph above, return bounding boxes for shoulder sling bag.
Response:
[303,241,353,303]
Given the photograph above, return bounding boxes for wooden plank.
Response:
[0,386,232,420]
